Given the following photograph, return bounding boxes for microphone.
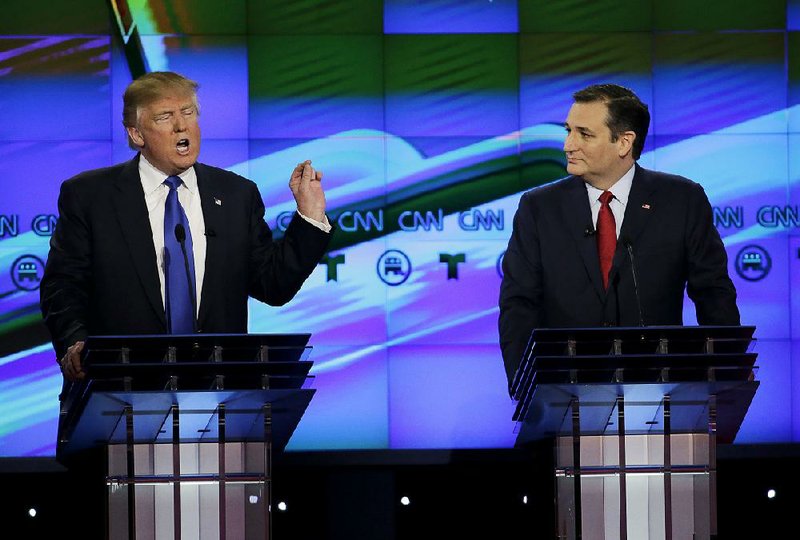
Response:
[174,224,198,333]
[622,236,645,327]
[584,224,595,237]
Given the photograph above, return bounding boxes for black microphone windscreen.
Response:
[174,224,186,243]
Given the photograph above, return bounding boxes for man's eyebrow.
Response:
[564,122,594,133]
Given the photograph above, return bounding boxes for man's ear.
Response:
[126,126,144,148]
[617,130,636,158]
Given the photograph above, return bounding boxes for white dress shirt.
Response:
[139,156,331,316]
[139,156,206,315]
[585,163,635,239]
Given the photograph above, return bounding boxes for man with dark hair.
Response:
[499,83,740,388]
[572,83,650,160]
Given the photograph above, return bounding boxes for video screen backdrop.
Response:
[1,0,799,456]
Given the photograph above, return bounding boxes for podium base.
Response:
[556,433,715,540]
[107,442,271,540]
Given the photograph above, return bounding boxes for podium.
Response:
[57,333,316,540]
[511,326,758,540]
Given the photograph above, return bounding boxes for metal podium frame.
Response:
[57,333,316,540]
[511,326,758,540]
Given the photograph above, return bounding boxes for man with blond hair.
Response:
[41,71,331,383]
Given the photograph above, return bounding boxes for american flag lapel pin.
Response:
[214,197,222,206]
[642,203,651,210]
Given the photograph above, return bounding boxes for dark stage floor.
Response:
[1,444,796,539]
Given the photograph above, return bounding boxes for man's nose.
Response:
[563,132,576,152]
[173,115,187,132]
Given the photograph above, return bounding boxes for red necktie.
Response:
[597,191,616,290]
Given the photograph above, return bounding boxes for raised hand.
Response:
[289,160,326,222]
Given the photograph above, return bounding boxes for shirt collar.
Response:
[138,154,198,196]
[585,163,635,205]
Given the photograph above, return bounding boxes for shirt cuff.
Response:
[297,211,332,233]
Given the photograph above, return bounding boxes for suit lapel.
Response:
[195,163,225,328]
[111,156,167,327]
[608,165,657,287]
[560,176,605,301]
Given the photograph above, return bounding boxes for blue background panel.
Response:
[0,1,798,456]
[0,346,59,457]
[0,142,113,224]
[790,236,800,341]
[383,239,505,347]
[248,36,385,139]
[519,33,653,132]
[387,345,515,449]
[384,34,519,137]
[0,36,112,141]
[384,0,518,34]
[737,340,792,443]
[287,345,389,450]
[652,33,787,136]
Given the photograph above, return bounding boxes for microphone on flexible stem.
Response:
[174,224,198,333]
[622,236,645,327]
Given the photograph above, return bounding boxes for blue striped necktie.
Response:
[163,176,196,333]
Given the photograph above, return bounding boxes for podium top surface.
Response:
[85,333,311,350]
[59,333,318,456]
[512,326,757,398]
[511,326,759,445]
[83,333,313,365]
[528,325,755,343]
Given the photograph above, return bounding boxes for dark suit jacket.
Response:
[40,155,331,359]
[498,164,739,387]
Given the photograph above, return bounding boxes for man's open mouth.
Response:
[176,139,190,154]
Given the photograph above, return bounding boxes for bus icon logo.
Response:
[377,250,411,286]
[734,245,771,282]
[11,255,46,291]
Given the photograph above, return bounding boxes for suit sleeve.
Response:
[499,192,544,392]
[39,180,92,360]
[245,182,332,306]
[684,183,740,325]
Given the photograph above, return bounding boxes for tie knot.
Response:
[164,176,182,191]
[599,191,614,206]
